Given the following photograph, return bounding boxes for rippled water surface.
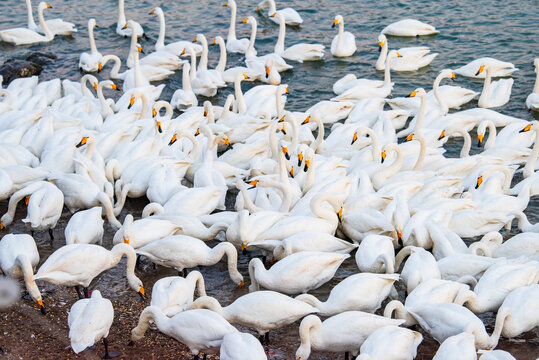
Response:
[0,0,538,359]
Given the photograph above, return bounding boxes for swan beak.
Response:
[138,286,145,300]
[46,3,52,8]
[285,88,289,94]
[282,147,290,160]
[477,134,484,147]
[25,197,29,206]
[406,90,418,98]
[93,83,98,91]
[98,63,103,72]
[438,130,445,140]
[405,133,414,142]
[270,12,276,17]
[242,18,248,24]
[156,121,162,133]
[243,73,249,79]
[212,38,216,45]
[302,116,311,125]
[111,83,118,90]
[193,36,197,43]
[378,41,383,52]
[475,176,483,189]
[381,150,386,163]
[149,9,155,15]
[37,300,46,315]
[76,136,88,148]
[298,152,303,166]
[281,124,287,135]
[450,72,456,81]
[519,124,531,133]
[304,159,310,172]
[180,48,186,56]
[239,281,245,288]
[351,132,358,145]
[396,52,402,58]
[128,96,135,109]
[203,110,208,117]
[224,138,233,150]
[152,108,157,117]
[475,65,485,76]
[289,167,294,177]
[0,222,3,230]
[223,1,228,6]
[124,237,130,244]
[337,208,343,223]
[95,22,99,28]
[332,19,338,28]
[265,66,270,78]
[122,23,127,30]
[278,115,285,122]
[168,134,177,146]
[138,45,145,54]
[241,243,247,255]
[247,179,258,189]
[397,231,403,243]
[194,128,200,136]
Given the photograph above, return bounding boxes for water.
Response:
[0,0,538,359]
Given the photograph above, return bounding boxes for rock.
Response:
[25,52,57,66]
[0,59,42,85]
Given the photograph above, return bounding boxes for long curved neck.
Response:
[4,184,36,225]
[413,135,426,171]
[212,243,242,282]
[376,145,403,187]
[81,75,96,98]
[190,296,223,313]
[484,121,496,150]
[394,246,414,270]
[189,48,197,80]
[433,73,448,114]
[377,41,388,69]
[198,37,209,71]
[298,316,321,357]
[296,293,326,311]
[132,306,169,340]
[216,38,227,72]
[179,131,200,160]
[268,121,279,160]
[413,93,427,132]
[228,3,237,40]
[118,0,127,25]
[97,84,113,115]
[16,255,41,302]
[364,128,381,161]
[246,21,257,58]
[310,195,338,224]
[97,192,121,229]
[182,64,193,92]
[535,68,539,93]
[187,271,207,297]
[234,76,247,114]
[236,180,263,213]
[481,67,492,101]
[383,55,394,87]
[133,51,144,88]
[337,21,344,48]
[284,116,299,151]
[89,21,98,54]
[37,5,52,39]
[448,128,471,157]
[523,127,539,177]
[248,258,265,292]
[105,55,122,78]
[274,15,286,53]
[26,0,37,29]
[489,307,510,349]
[275,88,285,118]
[156,10,166,49]
[311,117,324,152]
[110,243,138,289]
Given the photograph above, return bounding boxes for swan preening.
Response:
[0,0,537,359]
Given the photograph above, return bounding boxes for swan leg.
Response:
[193,354,199,360]
[102,337,120,359]
[182,269,189,277]
[345,352,350,360]
[48,228,54,240]
[265,332,270,345]
[83,287,89,298]
[74,286,83,299]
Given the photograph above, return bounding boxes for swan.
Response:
[193,34,226,88]
[478,350,517,360]
[150,7,202,57]
[295,273,399,316]
[437,254,499,282]
[432,333,478,360]
[381,19,439,36]
[476,64,513,108]
[376,34,437,71]
[526,58,539,110]
[356,326,422,360]
[64,207,104,245]
[189,291,318,339]
[135,235,244,286]
[272,12,324,62]
[78,19,102,72]
[454,57,517,78]
[395,246,441,294]
[171,63,198,110]
[456,260,539,314]
[331,15,356,57]
[151,272,206,317]
[116,0,143,37]
[248,252,349,295]
[112,214,181,248]
[0,181,63,236]
[354,234,396,273]
[0,2,54,45]
[34,243,144,299]
[220,332,267,360]
[257,0,303,25]
[469,231,539,259]
[0,234,44,313]
[488,284,539,348]
[68,290,117,358]
[131,307,237,356]
[223,0,250,53]
[25,0,76,36]
[296,312,405,360]
[185,46,219,97]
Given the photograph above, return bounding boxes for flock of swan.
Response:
[0,0,538,359]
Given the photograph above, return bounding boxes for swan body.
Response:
[526,58,539,110]
[331,15,356,57]
[454,58,517,78]
[248,252,349,295]
[78,19,101,72]
[356,326,422,360]
[68,290,113,354]
[224,0,249,53]
[295,273,399,316]
[220,332,267,360]
[469,231,539,260]
[266,232,357,260]
[272,12,324,63]
[171,63,198,110]
[0,2,54,45]
[432,333,478,360]
[112,214,181,248]
[64,207,104,245]
[376,34,437,71]
[150,272,206,317]
[258,0,303,26]
[355,234,396,273]
[381,19,439,37]
[116,0,143,37]
[476,64,513,108]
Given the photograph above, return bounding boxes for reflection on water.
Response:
[0,0,538,358]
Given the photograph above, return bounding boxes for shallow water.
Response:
[1,0,539,358]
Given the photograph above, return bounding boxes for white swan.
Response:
[356,326,422,360]
[25,0,76,36]
[272,12,325,63]
[395,246,441,294]
[331,15,356,57]
[150,7,202,57]
[68,290,117,357]
[34,243,144,298]
[469,231,539,260]
[150,272,206,317]
[171,63,198,110]
[131,307,237,356]
[381,19,439,36]
[526,58,539,110]
[258,0,303,25]
[220,332,267,360]
[295,273,399,316]
[135,235,244,286]
[455,57,517,78]
[432,333,478,360]
[0,234,44,313]
[116,0,143,37]
[296,312,404,359]
[249,251,349,295]
[476,64,513,108]
[112,214,181,248]
[78,19,102,72]
[189,291,318,338]
[376,34,437,71]
[0,2,54,45]
[64,207,104,245]
[223,0,250,53]
[355,234,396,273]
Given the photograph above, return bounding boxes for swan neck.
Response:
[234,76,247,114]
[26,0,37,29]
[414,93,427,131]
[89,21,98,54]
[228,3,237,40]
[481,67,492,102]
[296,294,325,312]
[312,117,324,152]
[133,306,167,340]
[383,56,393,87]
[298,316,321,355]
[37,5,52,39]
[413,136,426,171]
[156,11,166,49]
[523,127,539,177]
[191,296,223,313]
[187,271,207,297]
[215,243,242,284]
[248,259,263,292]
[183,64,193,92]
[484,121,496,150]
[16,255,41,302]
[246,21,257,58]
[133,51,144,88]
[275,16,286,53]
[198,38,209,71]
[489,308,510,348]
[433,74,448,114]
[189,49,197,80]
[97,192,121,229]
[216,39,227,72]
[268,0,276,13]
[118,0,126,25]
[534,69,539,93]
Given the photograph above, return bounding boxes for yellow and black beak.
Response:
[152,108,157,118]
[302,116,310,125]
[337,207,343,223]
[281,123,287,135]
[243,73,249,79]
[298,152,303,167]
[138,286,145,301]
[111,83,118,91]
[450,72,456,81]
[475,176,483,189]
[193,36,197,43]
[378,41,383,52]
[438,130,446,140]
[406,90,418,98]
[278,115,285,123]
[128,96,136,109]
[396,52,402,58]
[246,179,258,190]
[241,243,247,255]
[156,121,162,133]
[405,133,414,142]
[224,137,233,150]
[122,23,128,30]
[98,63,103,72]
[381,150,386,163]
[282,146,290,160]
[475,65,485,76]
[242,18,248,24]
[46,3,52,8]
[477,134,484,147]
[194,128,200,136]
[265,66,270,79]
[223,1,228,6]
[137,45,145,54]
[285,88,289,94]
[76,136,88,148]
[124,237,130,244]
[351,132,358,145]
[519,124,531,133]
[332,19,338,28]
[397,231,403,245]
[95,22,99,28]
[270,12,276,17]
[304,159,310,172]
[289,167,294,177]
[37,300,46,315]
[149,9,155,15]
[168,134,177,146]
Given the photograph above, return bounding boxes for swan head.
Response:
[75,136,88,148]
[128,274,145,300]
[242,16,256,26]
[378,33,387,51]
[475,175,483,189]
[439,69,456,81]
[519,123,532,133]
[475,65,486,76]
[337,207,343,223]
[149,7,162,16]
[437,130,446,141]
[405,88,426,98]
[38,2,52,11]
[332,15,343,28]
